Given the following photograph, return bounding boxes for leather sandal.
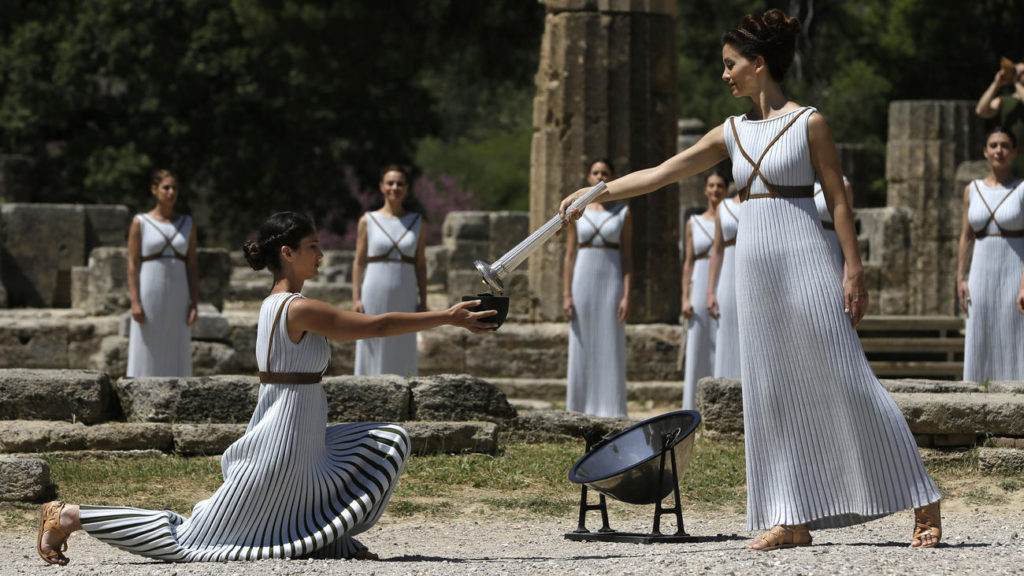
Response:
[37,500,70,565]
[911,501,942,548]
[748,524,812,551]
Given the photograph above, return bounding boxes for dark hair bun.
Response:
[242,239,268,271]
[722,9,801,83]
[761,8,801,43]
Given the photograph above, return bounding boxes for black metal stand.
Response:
[564,429,698,544]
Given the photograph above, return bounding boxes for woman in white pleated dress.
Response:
[126,169,199,377]
[706,180,743,379]
[957,127,1024,381]
[681,173,725,409]
[813,175,853,277]
[564,159,633,418]
[353,165,428,376]
[560,8,941,551]
[36,212,497,566]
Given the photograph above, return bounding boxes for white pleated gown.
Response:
[684,215,717,410]
[566,206,629,418]
[355,212,421,377]
[127,214,192,377]
[963,179,1024,381]
[724,106,939,530]
[714,198,743,379]
[813,181,845,277]
[80,293,410,561]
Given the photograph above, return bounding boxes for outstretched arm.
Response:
[559,126,729,217]
[287,298,497,342]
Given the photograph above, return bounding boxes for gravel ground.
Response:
[6,504,1023,575]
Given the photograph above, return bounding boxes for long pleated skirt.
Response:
[566,247,627,418]
[963,236,1024,381]
[713,244,741,378]
[79,383,410,561]
[355,261,418,377]
[736,197,939,530]
[684,258,716,410]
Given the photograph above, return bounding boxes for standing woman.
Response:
[957,127,1024,382]
[353,165,428,376]
[706,175,743,379]
[560,8,940,550]
[126,169,198,377]
[36,212,496,565]
[681,173,725,409]
[813,175,854,276]
[563,159,633,418]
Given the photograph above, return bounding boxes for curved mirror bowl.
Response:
[568,410,701,505]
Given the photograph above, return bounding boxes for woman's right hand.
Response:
[558,188,590,224]
[131,300,146,324]
[957,278,971,313]
[563,296,575,320]
[446,300,499,333]
[681,297,694,319]
[706,292,720,320]
[353,299,365,314]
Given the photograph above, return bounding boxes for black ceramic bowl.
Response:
[461,293,510,330]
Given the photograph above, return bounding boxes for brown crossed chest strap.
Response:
[730,108,815,201]
[972,180,1024,238]
[691,216,714,259]
[258,294,323,384]
[720,200,740,246]
[366,212,420,264]
[578,209,622,249]
[139,214,188,262]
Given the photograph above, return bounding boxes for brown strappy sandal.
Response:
[748,524,812,551]
[911,501,942,548]
[37,500,70,565]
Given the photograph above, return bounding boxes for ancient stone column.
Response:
[886,101,984,315]
[529,0,679,323]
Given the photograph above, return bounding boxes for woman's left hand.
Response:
[617,296,630,324]
[843,271,868,328]
[187,302,198,326]
[1017,287,1024,315]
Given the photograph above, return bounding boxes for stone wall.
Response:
[529,0,679,323]
[886,101,985,315]
[441,211,530,319]
[0,203,130,307]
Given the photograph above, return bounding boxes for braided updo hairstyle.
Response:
[242,212,316,272]
[721,9,801,83]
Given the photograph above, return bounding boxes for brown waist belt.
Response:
[822,221,836,231]
[976,229,1024,238]
[366,255,415,264]
[141,253,186,262]
[579,242,620,250]
[693,252,709,261]
[258,371,323,384]
[740,185,814,201]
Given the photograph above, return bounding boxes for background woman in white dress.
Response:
[353,165,428,376]
[560,8,940,551]
[126,169,198,377]
[36,211,496,566]
[563,159,632,418]
[681,173,725,409]
[706,173,743,379]
[813,175,853,277]
[957,126,1024,381]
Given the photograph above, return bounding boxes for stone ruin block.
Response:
[322,375,410,422]
[0,456,51,502]
[1,204,86,307]
[486,211,530,261]
[410,373,517,423]
[114,375,260,423]
[0,368,115,424]
[83,205,131,248]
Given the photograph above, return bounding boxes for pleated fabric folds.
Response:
[81,293,410,560]
[724,107,940,530]
[714,198,743,379]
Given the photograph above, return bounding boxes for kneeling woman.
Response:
[37,212,496,565]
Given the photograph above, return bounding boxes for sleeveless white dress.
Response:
[963,179,1024,381]
[127,214,192,377]
[80,293,410,561]
[566,206,629,418]
[683,214,717,410]
[813,180,845,277]
[724,106,939,530]
[713,198,743,379]
[355,212,421,376]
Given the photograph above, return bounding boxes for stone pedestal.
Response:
[886,101,984,315]
[529,0,679,323]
